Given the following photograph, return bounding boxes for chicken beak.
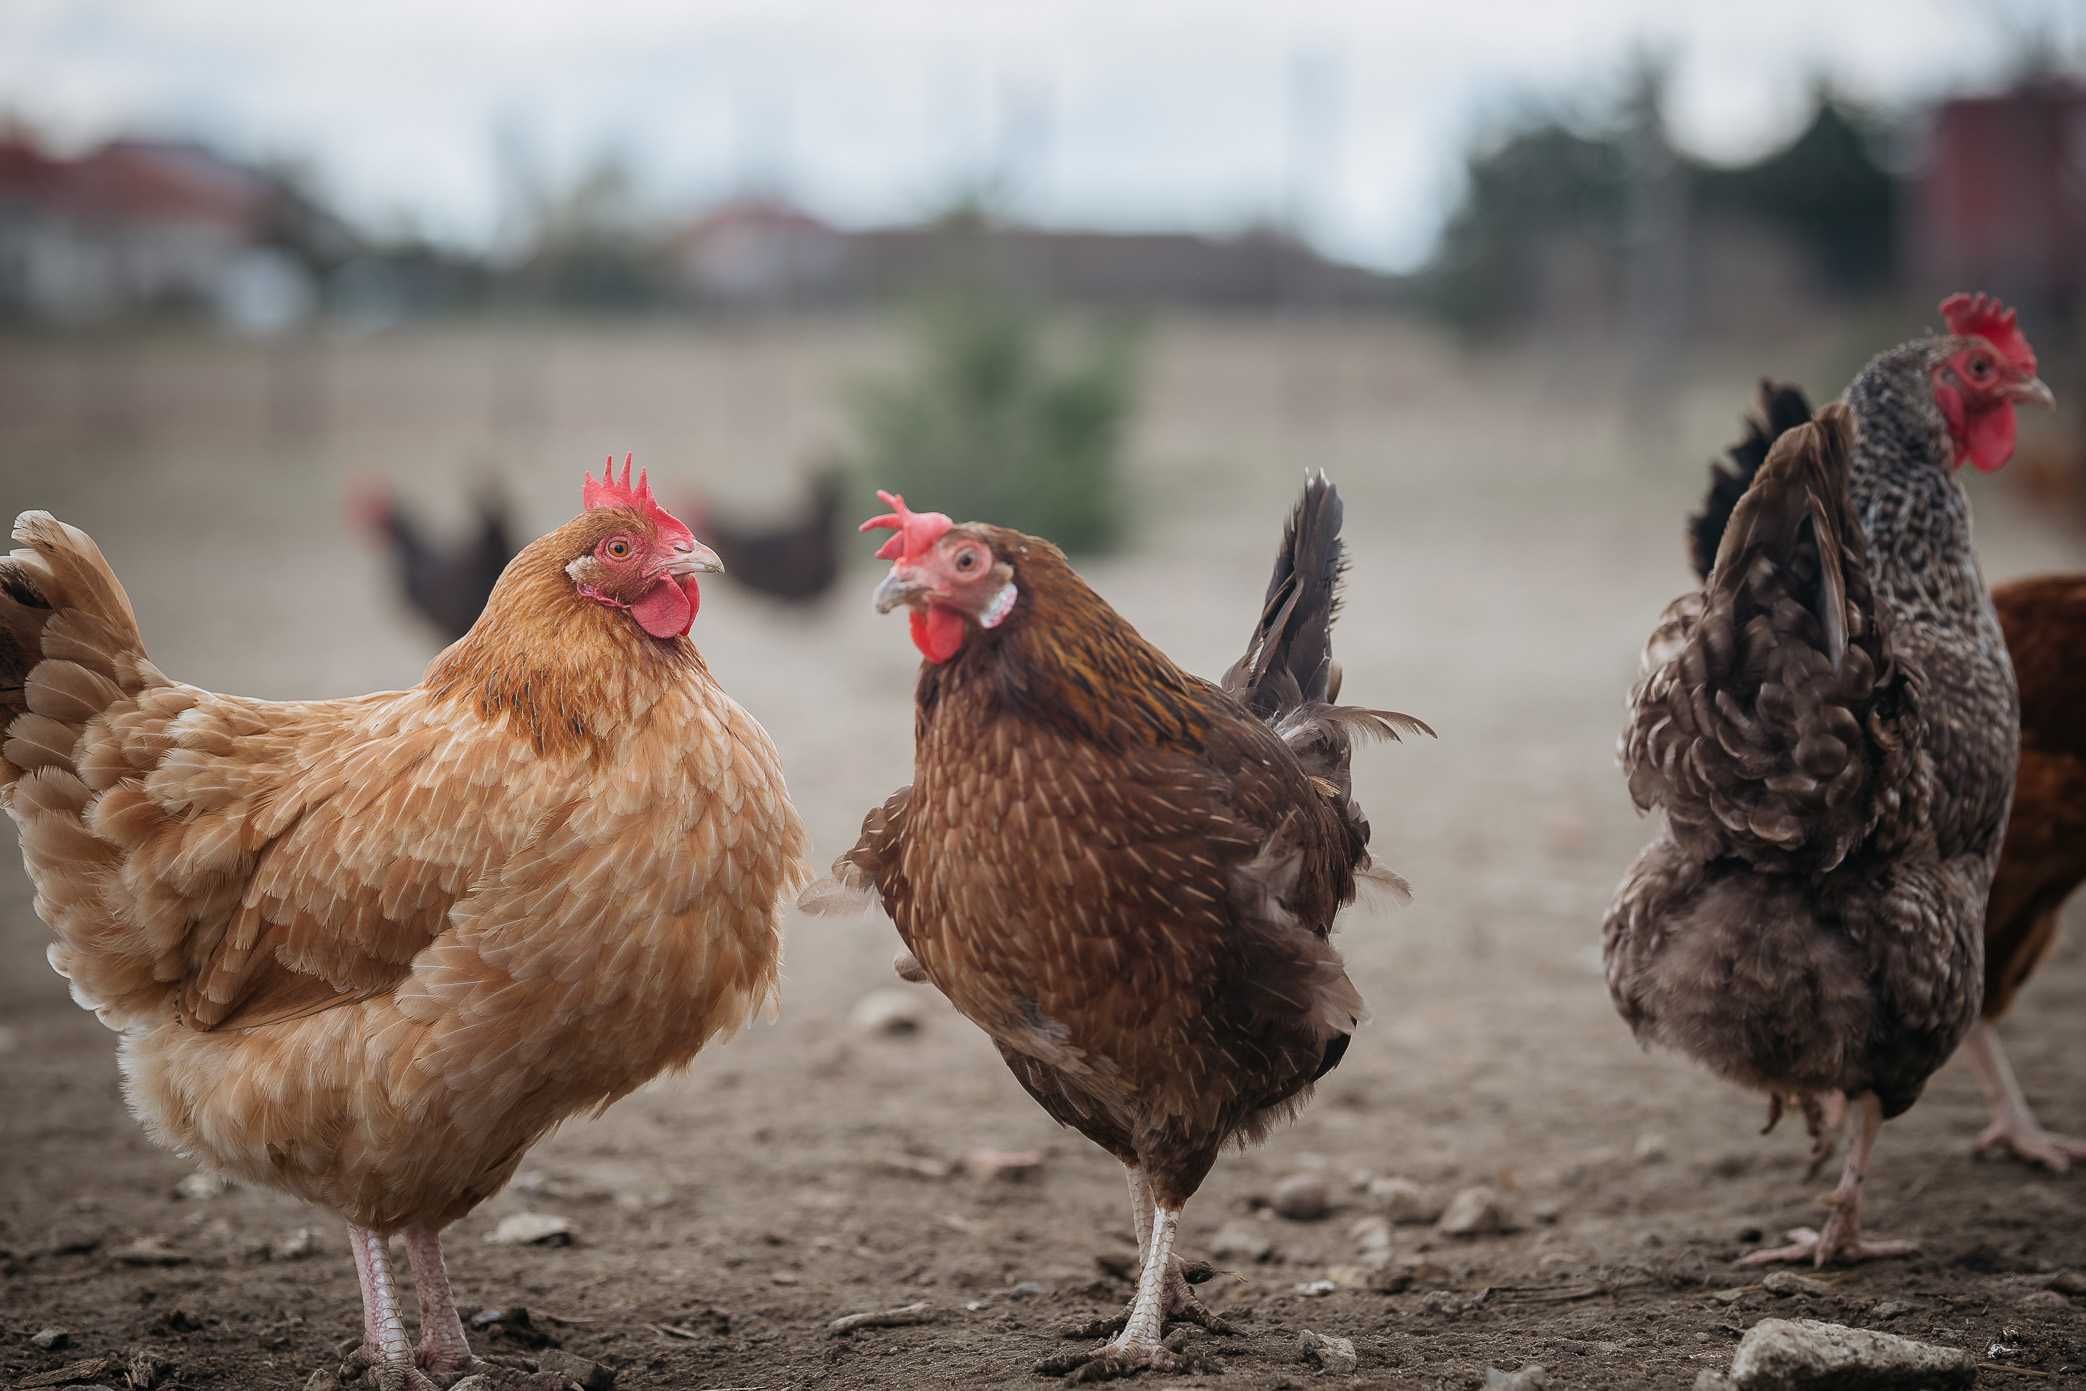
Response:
[664,541,725,577]
[874,567,930,614]
[2007,376,2057,411]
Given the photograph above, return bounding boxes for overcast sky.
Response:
[2,0,2079,270]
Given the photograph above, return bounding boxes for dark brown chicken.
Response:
[1608,295,2050,1267]
[1687,385,2086,1172]
[808,477,1426,1376]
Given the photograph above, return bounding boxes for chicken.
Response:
[807,477,1427,1377]
[0,458,809,1391]
[1688,386,2086,1172]
[1961,575,2086,1169]
[685,465,846,604]
[1606,293,2052,1267]
[351,479,519,644]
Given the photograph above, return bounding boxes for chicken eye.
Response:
[1969,355,1992,379]
[954,547,981,573]
[604,538,633,560]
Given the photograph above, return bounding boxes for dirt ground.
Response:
[0,319,2082,1390]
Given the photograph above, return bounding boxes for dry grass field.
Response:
[0,317,2081,1389]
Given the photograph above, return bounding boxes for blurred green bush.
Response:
[848,292,1141,555]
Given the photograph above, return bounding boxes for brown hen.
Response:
[0,461,808,1390]
[808,476,1426,1377]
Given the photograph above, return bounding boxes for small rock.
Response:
[302,1373,342,1391]
[1759,1271,1831,1298]
[1349,1214,1393,1267]
[1210,1222,1273,1263]
[172,1172,229,1201]
[448,1379,494,1391]
[1294,1278,1337,1297]
[1694,1373,1735,1391]
[1725,1317,1974,1389]
[1366,1177,1444,1225]
[1436,1186,1513,1237]
[2016,1289,2070,1311]
[1713,1288,1751,1305]
[485,1213,575,1247]
[963,1148,1043,1182]
[109,1237,189,1267]
[270,1227,319,1261]
[1868,1300,1912,1320]
[850,988,923,1036]
[1529,1197,1564,1225]
[1008,1281,1045,1300]
[1296,1329,1357,1374]
[1632,1132,1670,1165]
[1272,1171,1332,1221]
[29,1328,71,1351]
[535,1349,614,1391]
[1485,1366,1550,1390]
[2047,1270,2086,1296]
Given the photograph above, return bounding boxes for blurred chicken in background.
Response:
[684,464,848,605]
[350,478,519,645]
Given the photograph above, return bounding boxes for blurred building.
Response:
[666,200,1402,311]
[1910,79,2086,314]
[0,129,348,330]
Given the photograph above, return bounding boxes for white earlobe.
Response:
[980,580,1019,629]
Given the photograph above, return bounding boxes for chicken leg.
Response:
[1043,1202,1192,1379]
[404,1226,485,1383]
[344,1226,438,1391]
[1739,1093,1918,1267]
[1962,1021,2086,1173]
[1061,1164,1231,1345]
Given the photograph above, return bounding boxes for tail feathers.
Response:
[1224,472,1347,718]
[1687,380,1816,581]
[1626,407,1920,872]
[1,512,153,789]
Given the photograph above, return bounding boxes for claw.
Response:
[1975,1114,2086,1174]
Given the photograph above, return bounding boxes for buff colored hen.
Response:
[0,460,809,1390]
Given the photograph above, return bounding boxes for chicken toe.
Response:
[1738,1095,1917,1268]
[1963,1022,2086,1173]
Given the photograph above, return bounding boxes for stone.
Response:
[963,1148,1043,1182]
[1436,1186,1513,1237]
[850,988,924,1036]
[29,1328,71,1351]
[1485,1366,1550,1390]
[1759,1271,1832,1298]
[2047,1270,2086,1296]
[1868,1300,1911,1321]
[485,1213,575,1247]
[270,1227,319,1261]
[2016,1289,2070,1311]
[1293,1278,1337,1297]
[109,1237,189,1267]
[1632,1132,1670,1164]
[1366,1176,1443,1224]
[1725,1318,1974,1389]
[1296,1329,1357,1374]
[1272,1171,1332,1221]
[1210,1222,1273,1263]
[1349,1214,1393,1267]
[535,1348,615,1390]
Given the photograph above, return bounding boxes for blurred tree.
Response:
[848,291,1141,555]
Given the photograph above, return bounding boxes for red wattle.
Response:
[631,577,696,638]
[1965,402,2017,473]
[910,606,966,663]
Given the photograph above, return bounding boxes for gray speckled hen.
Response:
[1605,295,2051,1266]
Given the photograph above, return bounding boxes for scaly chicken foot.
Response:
[1962,1021,2086,1173]
[1062,1166,1233,1341]
[405,1226,487,1384]
[343,1226,440,1391]
[1040,1205,1220,1382]
[1739,1094,1917,1267]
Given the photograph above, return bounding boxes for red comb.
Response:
[582,453,693,541]
[859,489,952,564]
[1941,292,2037,375]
